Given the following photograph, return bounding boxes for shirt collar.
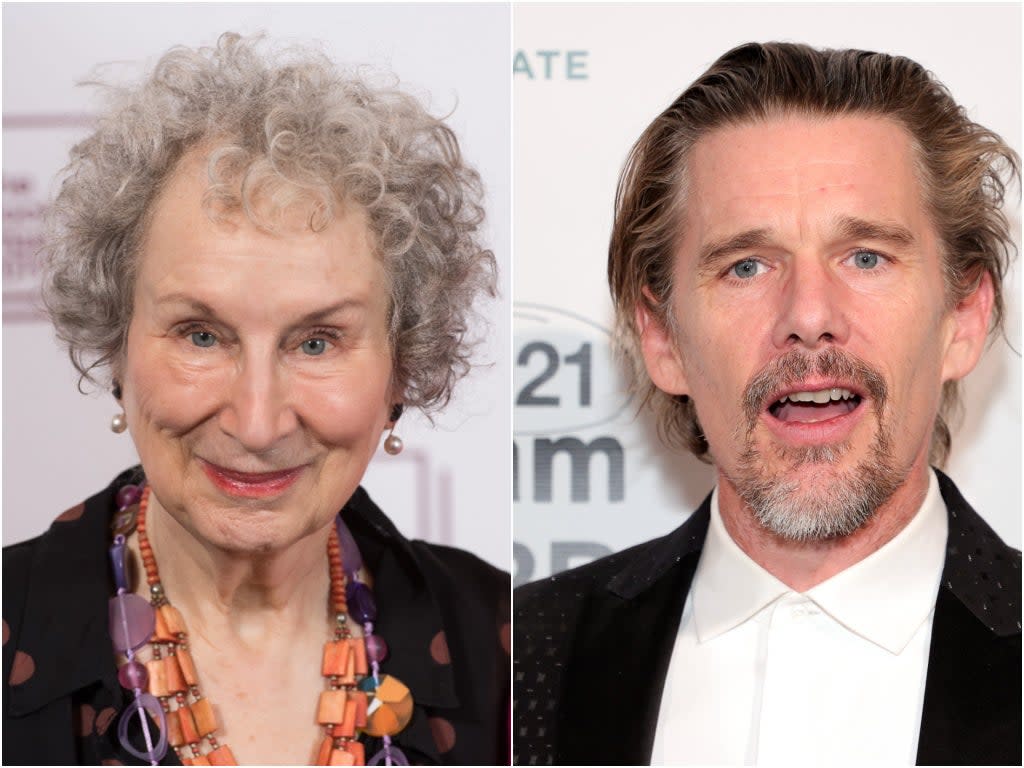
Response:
[693,469,948,654]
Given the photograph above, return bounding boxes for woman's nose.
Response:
[218,356,298,452]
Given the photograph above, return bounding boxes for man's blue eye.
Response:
[190,331,216,348]
[732,259,761,279]
[853,251,880,269]
[302,339,327,356]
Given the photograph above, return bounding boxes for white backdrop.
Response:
[513,3,1022,585]
[2,3,511,571]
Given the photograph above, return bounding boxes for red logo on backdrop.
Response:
[3,114,94,323]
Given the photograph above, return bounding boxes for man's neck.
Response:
[716,459,933,592]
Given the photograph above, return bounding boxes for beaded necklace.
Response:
[107,483,412,766]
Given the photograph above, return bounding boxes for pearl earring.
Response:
[384,403,404,455]
[384,430,403,455]
[111,412,127,433]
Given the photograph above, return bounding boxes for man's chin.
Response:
[728,440,907,543]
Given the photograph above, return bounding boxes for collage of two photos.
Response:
[3,3,1020,765]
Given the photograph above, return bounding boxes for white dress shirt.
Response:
[651,469,948,766]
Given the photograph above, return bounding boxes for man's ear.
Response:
[637,289,690,396]
[941,271,995,383]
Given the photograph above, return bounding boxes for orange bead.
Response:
[351,690,368,728]
[177,646,199,686]
[165,653,187,694]
[153,608,176,642]
[159,604,187,636]
[364,705,400,738]
[391,693,414,729]
[322,639,350,676]
[339,647,356,685]
[376,675,407,703]
[146,658,168,697]
[345,740,365,765]
[191,757,211,766]
[207,745,236,765]
[191,697,218,736]
[166,709,185,746]
[317,689,348,724]
[178,705,200,745]
[181,758,193,766]
[351,637,368,676]
[337,699,357,738]
[316,735,334,765]
[329,748,355,766]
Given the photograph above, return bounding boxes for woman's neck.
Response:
[135,492,333,645]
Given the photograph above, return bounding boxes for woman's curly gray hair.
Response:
[43,32,496,412]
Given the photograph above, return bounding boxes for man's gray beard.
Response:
[726,427,908,542]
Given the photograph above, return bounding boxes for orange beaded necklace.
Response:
[134,486,371,766]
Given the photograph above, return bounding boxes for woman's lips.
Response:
[200,461,304,498]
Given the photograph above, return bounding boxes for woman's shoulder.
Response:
[344,484,510,645]
[3,471,135,765]
[345,485,509,591]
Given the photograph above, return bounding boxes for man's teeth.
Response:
[778,388,855,404]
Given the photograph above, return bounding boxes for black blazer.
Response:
[513,470,1021,766]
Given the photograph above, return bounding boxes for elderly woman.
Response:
[3,34,506,766]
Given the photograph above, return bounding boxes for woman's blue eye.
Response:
[853,251,880,269]
[190,331,216,348]
[302,338,327,356]
[731,259,761,279]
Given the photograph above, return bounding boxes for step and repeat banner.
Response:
[513,4,1022,585]
[2,4,511,570]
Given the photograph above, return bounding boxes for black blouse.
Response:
[3,469,510,765]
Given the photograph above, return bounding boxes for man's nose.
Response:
[771,257,850,350]
[218,354,298,452]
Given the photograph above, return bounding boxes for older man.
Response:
[514,42,1020,766]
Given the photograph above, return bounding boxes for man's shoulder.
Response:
[515,532,673,607]
[515,500,710,628]
[936,469,1021,636]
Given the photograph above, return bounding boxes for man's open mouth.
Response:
[767,387,863,424]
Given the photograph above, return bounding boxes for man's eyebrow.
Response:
[697,228,773,271]
[695,217,916,271]
[834,216,916,248]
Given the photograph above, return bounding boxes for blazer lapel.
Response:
[556,504,710,765]
[916,471,1022,766]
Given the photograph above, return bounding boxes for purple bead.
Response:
[365,634,388,663]
[118,692,168,763]
[116,484,142,510]
[109,538,129,592]
[335,517,363,575]
[346,581,377,624]
[118,659,149,690]
[108,593,155,653]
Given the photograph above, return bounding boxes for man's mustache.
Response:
[741,347,888,430]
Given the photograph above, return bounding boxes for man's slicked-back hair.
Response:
[608,41,1019,466]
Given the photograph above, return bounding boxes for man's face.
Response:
[639,115,992,539]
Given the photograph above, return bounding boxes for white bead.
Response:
[111,412,128,433]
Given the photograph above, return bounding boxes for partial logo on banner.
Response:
[3,114,94,323]
[514,302,632,584]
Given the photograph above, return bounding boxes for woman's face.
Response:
[119,154,395,553]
